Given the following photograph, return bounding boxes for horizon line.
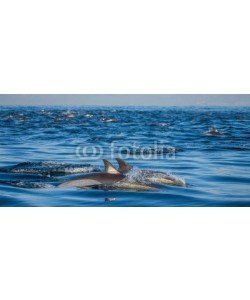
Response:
[0,104,249,107]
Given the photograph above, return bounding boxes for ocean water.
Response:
[0,106,249,206]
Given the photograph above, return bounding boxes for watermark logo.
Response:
[76,141,176,160]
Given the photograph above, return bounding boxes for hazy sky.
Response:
[0,94,249,106]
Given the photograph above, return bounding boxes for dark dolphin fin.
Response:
[103,159,120,174]
[115,158,133,174]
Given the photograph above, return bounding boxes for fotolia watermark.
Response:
[76,141,177,160]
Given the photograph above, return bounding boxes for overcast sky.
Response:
[0,94,249,106]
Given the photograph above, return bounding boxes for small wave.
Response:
[85,113,94,118]
[66,113,75,118]
[0,180,55,189]
[149,122,169,127]
[0,161,100,176]
[222,145,249,151]
[53,118,62,123]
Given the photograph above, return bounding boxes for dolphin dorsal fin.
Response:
[103,159,120,174]
[115,158,133,174]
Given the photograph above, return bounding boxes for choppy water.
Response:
[0,106,249,206]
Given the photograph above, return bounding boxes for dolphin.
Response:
[58,159,125,188]
[58,159,155,191]
[205,126,222,136]
[115,158,186,187]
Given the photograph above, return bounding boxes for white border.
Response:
[1,208,250,300]
[0,0,249,94]
[1,0,250,299]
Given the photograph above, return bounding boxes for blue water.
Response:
[0,106,249,206]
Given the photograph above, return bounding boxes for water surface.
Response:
[0,106,249,206]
